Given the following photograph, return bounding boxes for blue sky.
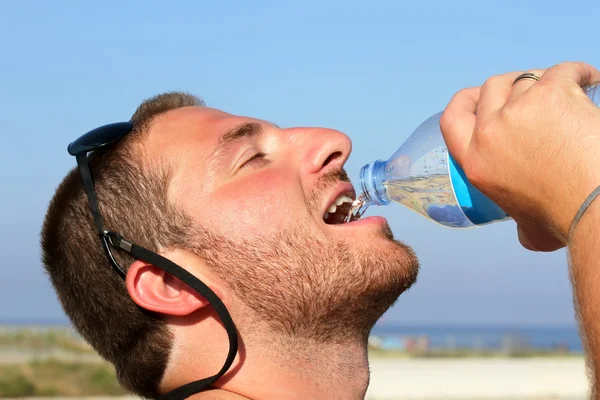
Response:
[1,0,599,326]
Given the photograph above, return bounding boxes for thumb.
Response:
[439,87,480,166]
[517,225,565,252]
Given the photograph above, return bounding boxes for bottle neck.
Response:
[359,160,390,206]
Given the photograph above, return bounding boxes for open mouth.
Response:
[323,193,356,225]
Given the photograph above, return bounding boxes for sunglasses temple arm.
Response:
[76,153,105,235]
[104,231,239,398]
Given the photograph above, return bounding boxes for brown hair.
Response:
[41,92,203,398]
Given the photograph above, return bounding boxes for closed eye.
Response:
[240,152,267,168]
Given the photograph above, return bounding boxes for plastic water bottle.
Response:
[347,84,600,228]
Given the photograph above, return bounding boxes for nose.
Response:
[294,128,352,176]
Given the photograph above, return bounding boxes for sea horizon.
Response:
[0,317,580,329]
[371,322,583,352]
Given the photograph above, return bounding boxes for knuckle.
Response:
[533,80,562,103]
[497,106,516,127]
[551,61,586,74]
[441,86,477,131]
[474,118,496,142]
[452,87,473,100]
[553,61,575,70]
[538,81,558,97]
[439,109,455,131]
[529,68,546,78]
[482,74,505,89]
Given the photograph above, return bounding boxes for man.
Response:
[41,62,600,399]
[42,92,419,399]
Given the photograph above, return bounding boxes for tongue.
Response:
[331,212,346,224]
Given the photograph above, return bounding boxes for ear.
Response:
[125,249,226,317]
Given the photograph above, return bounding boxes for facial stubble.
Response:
[190,170,419,344]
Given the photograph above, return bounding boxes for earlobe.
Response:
[126,260,208,316]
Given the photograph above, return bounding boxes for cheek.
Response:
[203,170,304,240]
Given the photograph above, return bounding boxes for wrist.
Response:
[548,158,600,242]
[568,185,600,244]
[567,186,600,247]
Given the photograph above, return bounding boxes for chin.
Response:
[359,222,420,294]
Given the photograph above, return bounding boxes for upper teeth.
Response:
[327,195,354,214]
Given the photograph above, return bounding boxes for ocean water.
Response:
[370,324,584,353]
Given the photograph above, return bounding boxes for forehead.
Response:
[140,106,266,199]
[141,106,269,221]
[144,106,247,153]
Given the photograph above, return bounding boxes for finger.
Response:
[507,69,547,104]
[517,225,565,252]
[440,86,480,166]
[542,62,600,89]
[476,72,523,118]
[517,225,537,251]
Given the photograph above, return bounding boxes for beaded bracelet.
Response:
[567,185,600,243]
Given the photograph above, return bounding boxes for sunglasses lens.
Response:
[68,122,133,156]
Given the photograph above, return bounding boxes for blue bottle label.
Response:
[448,155,509,225]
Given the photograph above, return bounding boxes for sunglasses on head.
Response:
[68,122,238,399]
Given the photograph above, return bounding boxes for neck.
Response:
[233,335,371,400]
[169,323,371,400]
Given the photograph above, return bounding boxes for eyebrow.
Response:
[210,122,269,167]
[212,121,281,160]
[218,121,264,148]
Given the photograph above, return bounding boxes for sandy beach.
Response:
[366,356,589,399]
[2,356,588,399]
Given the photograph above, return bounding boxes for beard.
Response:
[187,170,419,344]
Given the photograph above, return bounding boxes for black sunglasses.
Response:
[68,122,238,400]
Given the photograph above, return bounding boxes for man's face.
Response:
[145,106,418,341]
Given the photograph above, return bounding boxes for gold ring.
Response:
[513,72,540,85]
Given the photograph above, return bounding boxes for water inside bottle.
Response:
[344,194,371,223]
[346,174,474,227]
[386,174,473,227]
[385,174,454,213]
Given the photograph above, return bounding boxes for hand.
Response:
[440,62,600,251]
